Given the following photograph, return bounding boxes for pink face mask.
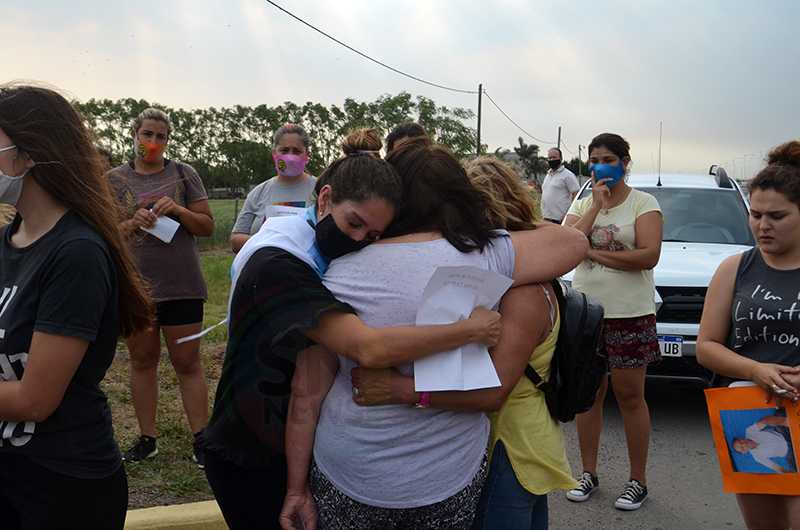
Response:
[273,153,308,177]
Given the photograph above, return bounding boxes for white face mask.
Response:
[0,145,29,207]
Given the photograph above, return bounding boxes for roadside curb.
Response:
[124,500,227,529]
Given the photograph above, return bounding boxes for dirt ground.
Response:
[114,343,226,510]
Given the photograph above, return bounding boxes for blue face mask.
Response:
[589,159,626,187]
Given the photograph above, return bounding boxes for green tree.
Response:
[415,95,478,158]
[73,92,481,194]
[564,156,585,178]
[513,137,540,177]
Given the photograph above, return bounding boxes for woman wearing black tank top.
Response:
[698,140,800,529]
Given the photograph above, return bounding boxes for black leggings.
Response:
[203,449,287,530]
[0,454,127,530]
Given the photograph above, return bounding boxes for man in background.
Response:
[541,147,580,224]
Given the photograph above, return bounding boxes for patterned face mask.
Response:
[135,135,166,164]
[273,153,308,177]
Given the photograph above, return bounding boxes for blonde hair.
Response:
[131,107,173,137]
[465,156,539,230]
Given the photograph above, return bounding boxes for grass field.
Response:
[197,199,242,251]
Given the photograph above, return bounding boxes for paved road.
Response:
[547,379,747,529]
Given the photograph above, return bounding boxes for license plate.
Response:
[658,335,683,357]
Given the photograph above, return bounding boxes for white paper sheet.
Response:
[413,266,514,391]
[140,210,180,244]
[264,204,306,219]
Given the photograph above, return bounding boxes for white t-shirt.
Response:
[541,166,580,221]
[746,423,790,470]
[568,188,662,318]
[314,234,515,508]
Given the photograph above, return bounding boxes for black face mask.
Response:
[315,213,371,259]
[547,159,561,170]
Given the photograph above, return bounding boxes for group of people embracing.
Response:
[198,125,589,530]
[0,80,798,530]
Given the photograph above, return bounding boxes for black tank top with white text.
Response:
[726,247,800,367]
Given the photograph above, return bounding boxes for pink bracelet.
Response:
[414,391,431,408]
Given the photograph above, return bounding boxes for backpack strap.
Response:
[525,364,556,394]
[524,281,560,394]
[539,283,556,332]
[172,159,185,180]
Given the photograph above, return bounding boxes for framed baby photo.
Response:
[705,385,800,495]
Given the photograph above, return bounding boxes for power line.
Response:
[265,0,563,149]
[482,90,555,145]
[560,141,577,155]
[264,0,477,95]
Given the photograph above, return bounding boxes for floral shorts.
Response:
[599,314,661,370]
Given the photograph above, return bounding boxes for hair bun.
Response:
[341,128,383,157]
[766,141,800,167]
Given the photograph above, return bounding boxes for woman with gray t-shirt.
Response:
[230,124,316,253]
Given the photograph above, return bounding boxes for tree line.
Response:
[75,91,587,194]
[74,91,484,196]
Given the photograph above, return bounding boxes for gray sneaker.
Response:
[566,471,599,502]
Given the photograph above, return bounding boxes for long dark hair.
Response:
[385,140,491,252]
[0,83,152,337]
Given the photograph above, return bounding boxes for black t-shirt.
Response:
[198,247,354,469]
[0,211,121,478]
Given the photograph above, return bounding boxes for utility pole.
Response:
[557,127,561,151]
[578,145,583,176]
[476,84,482,156]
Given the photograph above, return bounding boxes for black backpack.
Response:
[524,279,607,423]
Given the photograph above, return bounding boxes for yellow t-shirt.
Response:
[567,188,662,318]
[486,301,579,495]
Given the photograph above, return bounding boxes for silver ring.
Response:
[772,384,779,389]
[353,387,360,397]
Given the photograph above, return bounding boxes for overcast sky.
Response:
[3,0,798,177]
